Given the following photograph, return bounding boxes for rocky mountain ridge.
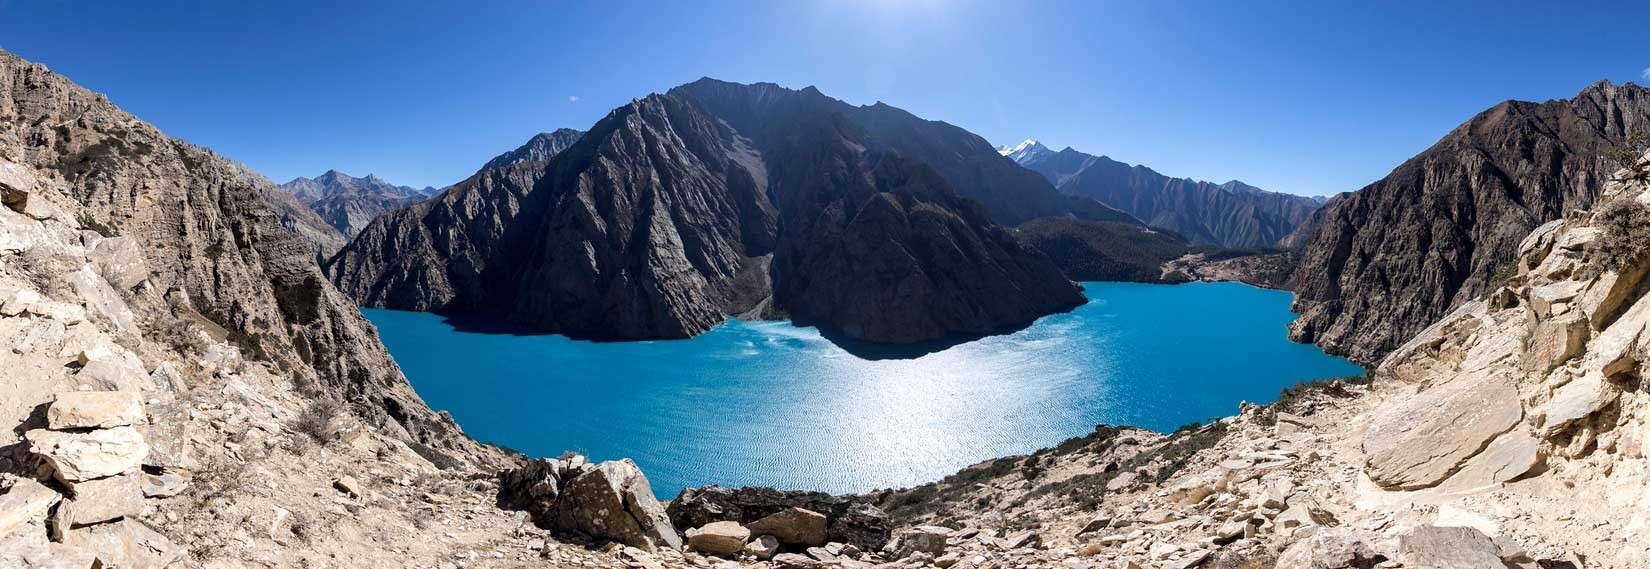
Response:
[328,79,1091,347]
[1285,80,1650,365]
[279,170,438,240]
[1005,141,1323,248]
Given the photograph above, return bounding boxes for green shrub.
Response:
[1592,199,1650,274]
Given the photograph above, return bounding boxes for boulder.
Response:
[69,266,137,335]
[73,341,150,392]
[745,507,828,546]
[1523,313,1587,373]
[0,478,61,537]
[47,391,145,430]
[744,534,780,560]
[0,159,36,213]
[25,427,149,482]
[87,237,148,290]
[552,459,682,551]
[887,525,951,558]
[63,518,181,569]
[1362,370,1523,489]
[827,502,891,551]
[1396,526,1505,569]
[1542,371,1618,437]
[1274,528,1387,569]
[686,521,749,556]
[58,472,144,527]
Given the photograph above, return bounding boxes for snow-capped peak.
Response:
[998,139,1041,156]
[998,139,1052,165]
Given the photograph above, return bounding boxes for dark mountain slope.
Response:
[1285,80,1650,364]
[329,81,1085,346]
[1015,218,1196,283]
[669,79,1134,226]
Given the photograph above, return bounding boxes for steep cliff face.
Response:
[330,81,1085,344]
[255,175,349,260]
[1009,142,1322,248]
[280,170,437,239]
[1286,80,1650,364]
[0,49,469,451]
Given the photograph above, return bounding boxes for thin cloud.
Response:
[568,96,580,103]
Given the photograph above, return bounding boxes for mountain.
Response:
[1014,218,1195,282]
[257,181,349,260]
[0,48,473,455]
[1285,80,1650,365]
[327,80,1091,347]
[997,138,1054,163]
[279,170,439,239]
[1007,143,1323,248]
[479,128,584,171]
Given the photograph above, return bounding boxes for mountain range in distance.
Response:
[999,139,1325,249]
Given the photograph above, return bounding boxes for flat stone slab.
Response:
[1437,428,1541,492]
[1363,370,1523,490]
[47,391,145,430]
[1397,526,1506,569]
[1542,371,1618,437]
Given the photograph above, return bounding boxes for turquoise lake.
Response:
[364,281,1362,497]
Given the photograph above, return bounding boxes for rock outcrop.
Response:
[1286,80,1650,364]
[280,170,439,239]
[1007,140,1324,248]
[499,454,683,551]
[0,49,477,451]
[668,485,891,551]
[329,80,1089,345]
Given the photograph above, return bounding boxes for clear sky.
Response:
[1,0,1647,196]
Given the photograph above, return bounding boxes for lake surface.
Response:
[364,282,1361,497]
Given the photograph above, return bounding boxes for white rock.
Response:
[26,426,149,482]
[47,391,145,429]
[0,478,61,538]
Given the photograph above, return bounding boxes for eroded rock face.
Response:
[0,48,474,458]
[1287,80,1650,365]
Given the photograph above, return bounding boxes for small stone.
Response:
[888,525,951,558]
[1000,530,1039,550]
[744,534,779,560]
[141,470,189,498]
[334,475,363,498]
[686,521,749,556]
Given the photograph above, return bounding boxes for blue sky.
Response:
[1,0,1646,196]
